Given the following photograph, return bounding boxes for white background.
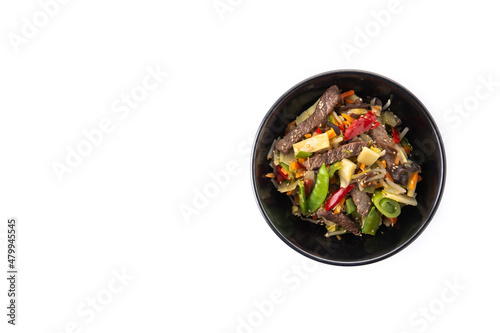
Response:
[0,0,498,332]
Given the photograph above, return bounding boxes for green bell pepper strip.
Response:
[345,197,357,215]
[328,161,342,178]
[362,206,381,235]
[279,162,289,171]
[362,186,376,194]
[297,180,307,215]
[295,151,313,159]
[346,197,362,219]
[372,191,401,218]
[306,163,329,212]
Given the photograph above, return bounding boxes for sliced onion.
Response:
[385,178,407,194]
[325,230,347,237]
[397,145,408,164]
[267,139,277,160]
[382,96,392,110]
[330,135,344,148]
[352,170,370,179]
[332,111,343,125]
[399,127,409,140]
[367,173,386,182]
[369,168,387,175]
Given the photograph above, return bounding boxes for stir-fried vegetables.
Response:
[325,185,354,212]
[338,159,357,188]
[328,161,342,178]
[357,147,381,166]
[372,191,401,218]
[343,111,379,141]
[362,207,381,235]
[293,132,330,156]
[297,180,307,215]
[267,87,422,238]
[382,191,418,206]
[306,164,329,212]
[296,99,320,125]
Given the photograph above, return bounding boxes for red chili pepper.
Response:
[339,123,345,132]
[303,178,313,198]
[392,127,401,143]
[325,185,354,212]
[276,165,289,183]
[315,127,322,135]
[372,122,381,129]
[343,111,377,141]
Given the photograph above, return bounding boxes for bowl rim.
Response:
[251,69,447,266]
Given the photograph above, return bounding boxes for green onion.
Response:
[372,191,401,218]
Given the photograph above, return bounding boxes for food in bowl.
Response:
[266,85,422,238]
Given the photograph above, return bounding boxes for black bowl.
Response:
[251,70,446,266]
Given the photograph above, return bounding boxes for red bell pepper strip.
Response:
[325,184,354,212]
[343,111,377,141]
[276,165,289,183]
[392,127,401,143]
[304,178,313,198]
[315,127,322,135]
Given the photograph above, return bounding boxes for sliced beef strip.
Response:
[304,141,369,170]
[350,186,372,218]
[385,154,421,185]
[317,209,361,236]
[275,85,340,153]
[369,123,398,156]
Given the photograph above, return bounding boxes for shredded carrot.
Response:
[408,172,419,190]
[394,155,400,165]
[376,182,384,188]
[387,217,398,224]
[304,133,312,138]
[296,170,305,178]
[297,158,306,164]
[341,113,355,123]
[373,105,381,111]
[286,190,294,196]
[326,128,337,138]
[343,121,350,127]
[360,163,366,170]
[385,173,394,182]
[290,161,300,171]
[340,90,355,99]
[345,99,355,104]
[334,197,346,214]
[380,160,387,168]
[285,120,296,134]
[417,175,423,182]
[403,146,411,154]
[265,173,275,178]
